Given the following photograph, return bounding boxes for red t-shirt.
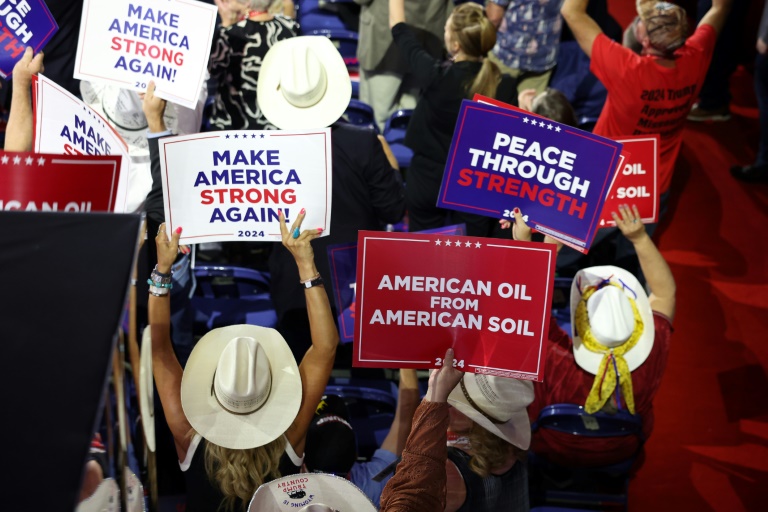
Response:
[528,313,673,468]
[591,25,717,194]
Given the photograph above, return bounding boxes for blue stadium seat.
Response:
[324,383,397,460]
[298,0,348,32]
[191,266,277,332]
[383,109,414,169]
[306,28,359,68]
[529,404,644,510]
[343,99,377,132]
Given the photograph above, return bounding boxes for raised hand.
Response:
[141,81,167,133]
[425,348,464,403]
[12,47,44,88]
[611,204,647,244]
[279,209,323,280]
[155,223,181,274]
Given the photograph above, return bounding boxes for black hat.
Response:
[304,395,357,476]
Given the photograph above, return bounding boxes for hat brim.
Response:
[570,266,655,374]
[181,325,301,450]
[447,374,533,450]
[248,472,376,512]
[257,36,352,130]
[139,327,156,452]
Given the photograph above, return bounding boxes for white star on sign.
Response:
[475,242,482,248]
[37,157,46,166]
[435,239,442,246]
[445,240,452,247]
[539,121,546,128]
[25,157,34,165]
[465,241,472,248]
[13,156,21,165]
[555,126,562,133]
[454,240,461,248]
[1,155,8,164]
[523,117,529,123]
[547,124,553,130]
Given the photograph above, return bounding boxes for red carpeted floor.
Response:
[600,2,768,510]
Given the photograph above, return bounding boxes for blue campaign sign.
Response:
[0,0,58,79]
[327,243,357,343]
[419,223,467,236]
[437,100,623,253]
[327,224,467,342]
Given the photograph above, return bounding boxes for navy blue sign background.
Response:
[0,0,58,78]
[437,100,622,252]
[328,224,467,343]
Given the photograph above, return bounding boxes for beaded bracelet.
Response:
[147,279,173,289]
[152,265,172,278]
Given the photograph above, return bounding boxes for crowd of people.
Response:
[4,0,763,510]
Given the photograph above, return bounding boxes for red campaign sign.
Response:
[353,231,557,381]
[598,135,660,227]
[0,152,122,212]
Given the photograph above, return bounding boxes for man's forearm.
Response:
[5,85,33,151]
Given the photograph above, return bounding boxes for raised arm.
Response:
[612,204,676,321]
[4,47,44,152]
[150,224,195,461]
[389,0,405,29]
[379,369,421,457]
[561,0,603,58]
[380,349,463,512]
[279,210,339,456]
[696,0,733,36]
[486,1,507,29]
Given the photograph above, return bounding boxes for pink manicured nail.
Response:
[317,228,324,233]
[300,208,306,215]
[513,207,520,214]
[175,227,182,234]
[278,209,283,216]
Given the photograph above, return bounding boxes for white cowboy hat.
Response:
[181,325,301,450]
[139,327,155,452]
[570,265,655,374]
[248,473,376,512]
[447,373,534,450]
[257,36,352,130]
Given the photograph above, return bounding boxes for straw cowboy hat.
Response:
[257,36,352,130]
[447,373,534,449]
[139,327,155,452]
[569,265,655,375]
[181,325,301,450]
[248,473,377,512]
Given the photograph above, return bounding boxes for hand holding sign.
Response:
[425,348,464,403]
[142,81,167,133]
[13,47,43,87]
[279,209,323,281]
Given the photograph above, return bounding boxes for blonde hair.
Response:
[466,423,525,478]
[204,437,286,511]
[449,3,501,99]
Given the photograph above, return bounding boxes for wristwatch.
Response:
[302,276,324,289]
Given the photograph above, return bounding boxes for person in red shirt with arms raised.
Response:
[561,0,732,211]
